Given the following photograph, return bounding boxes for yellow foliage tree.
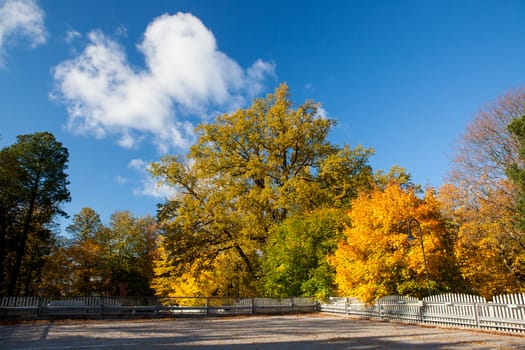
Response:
[330,181,462,303]
[150,83,373,296]
[151,238,254,302]
[442,88,525,296]
[151,239,202,304]
[439,182,524,297]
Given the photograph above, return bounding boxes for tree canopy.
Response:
[259,208,346,299]
[4,86,525,301]
[0,132,70,296]
[330,181,462,302]
[37,207,160,297]
[440,89,525,297]
[150,83,374,296]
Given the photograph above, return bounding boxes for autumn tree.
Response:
[0,132,70,296]
[504,115,525,286]
[450,88,524,195]
[330,180,462,303]
[101,211,159,296]
[441,88,525,296]
[39,236,73,296]
[151,240,245,301]
[151,83,374,296]
[66,207,107,296]
[439,182,521,297]
[507,115,525,232]
[40,208,160,297]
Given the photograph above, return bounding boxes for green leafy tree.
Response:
[259,208,346,299]
[0,146,20,293]
[67,207,104,242]
[504,115,525,285]
[151,83,373,296]
[507,115,525,229]
[0,132,70,296]
[102,211,158,296]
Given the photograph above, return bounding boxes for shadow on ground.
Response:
[0,314,522,349]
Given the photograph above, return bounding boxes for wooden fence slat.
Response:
[320,293,523,334]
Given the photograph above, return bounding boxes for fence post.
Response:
[36,296,41,317]
[473,302,480,328]
[100,298,104,317]
[418,299,424,323]
[205,297,209,316]
[345,298,349,315]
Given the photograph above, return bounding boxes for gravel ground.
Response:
[0,314,524,349]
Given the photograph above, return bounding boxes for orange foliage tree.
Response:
[330,181,462,302]
[441,88,525,297]
[439,182,522,297]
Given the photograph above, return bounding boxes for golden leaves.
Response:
[150,83,373,297]
[331,181,458,302]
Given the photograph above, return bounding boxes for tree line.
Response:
[1,84,524,299]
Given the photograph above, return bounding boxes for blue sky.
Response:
[1,0,525,232]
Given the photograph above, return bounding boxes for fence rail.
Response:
[0,296,317,319]
[319,293,525,334]
[2,293,524,334]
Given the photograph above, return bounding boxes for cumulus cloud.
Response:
[52,12,276,152]
[0,0,46,66]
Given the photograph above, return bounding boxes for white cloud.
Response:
[52,12,276,152]
[128,158,177,199]
[316,105,328,119]
[0,0,46,66]
[65,29,81,44]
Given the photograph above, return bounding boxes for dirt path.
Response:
[1,314,523,349]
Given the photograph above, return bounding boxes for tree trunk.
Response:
[7,177,38,296]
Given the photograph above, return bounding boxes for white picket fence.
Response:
[319,293,525,334]
[0,296,317,319]
[2,294,524,333]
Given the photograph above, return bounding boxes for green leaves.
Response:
[0,132,70,296]
[259,209,346,299]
